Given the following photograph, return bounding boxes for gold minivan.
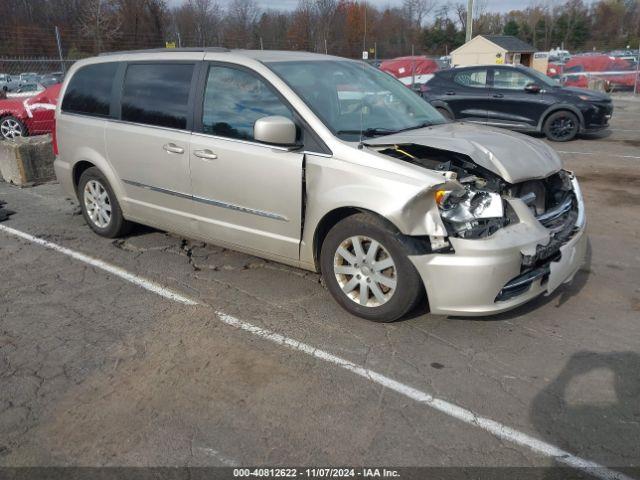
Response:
[54,48,587,321]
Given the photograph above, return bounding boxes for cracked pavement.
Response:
[0,98,639,470]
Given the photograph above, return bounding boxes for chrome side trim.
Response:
[190,131,292,151]
[123,179,191,199]
[191,194,288,221]
[122,179,288,222]
[108,118,190,135]
[190,132,330,157]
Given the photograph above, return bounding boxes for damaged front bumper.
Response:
[408,176,587,316]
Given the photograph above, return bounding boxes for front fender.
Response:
[537,103,585,131]
[300,155,451,267]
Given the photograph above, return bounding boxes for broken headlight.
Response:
[435,187,509,239]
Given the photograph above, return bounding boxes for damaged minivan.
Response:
[54,49,587,322]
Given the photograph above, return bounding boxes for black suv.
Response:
[422,64,613,141]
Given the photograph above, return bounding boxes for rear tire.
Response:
[78,167,132,238]
[320,213,425,322]
[543,111,579,142]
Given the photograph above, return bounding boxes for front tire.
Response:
[543,111,579,142]
[320,213,425,322]
[78,167,132,238]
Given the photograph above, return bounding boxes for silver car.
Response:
[54,48,587,321]
[0,73,19,92]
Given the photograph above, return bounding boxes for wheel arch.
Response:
[312,207,377,271]
[311,206,431,272]
[72,160,96,193]
[538,105,584,132]
[66,146,123,200]
[430,100,455,119]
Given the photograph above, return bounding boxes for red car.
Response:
[549,55,639,91]
[380,56,440,86]
[0,83,61,140]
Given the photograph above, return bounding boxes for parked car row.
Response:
[1,53,616,144]
[0,71,65,93]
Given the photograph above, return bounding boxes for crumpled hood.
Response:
[364,122,563,184]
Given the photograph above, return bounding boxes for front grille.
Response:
[524,208,578,268]
[496,173,581,302]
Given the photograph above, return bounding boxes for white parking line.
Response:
[0,223,634,480]
[557,150,640,159]
[0,224,197,306]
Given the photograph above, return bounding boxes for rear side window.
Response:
[62,63,118,116]
[121,63,194,130]
[454,69,487,88]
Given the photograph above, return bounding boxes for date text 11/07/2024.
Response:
[233,468,401,478]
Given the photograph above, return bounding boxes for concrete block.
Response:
[0,135,55,186]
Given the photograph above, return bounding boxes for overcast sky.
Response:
[166,0,555,14]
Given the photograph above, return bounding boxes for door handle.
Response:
[193,149,218,160]
[163,143,184,154]
[492,93,504,98]
[445,91,456,95]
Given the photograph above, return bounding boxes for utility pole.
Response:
[465,0,473,42]
[363,0,367,53]
[54,26,65,74]
[634,43,639,96]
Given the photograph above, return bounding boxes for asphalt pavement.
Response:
[0,98,638,476]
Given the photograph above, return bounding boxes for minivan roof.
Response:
[97,48,350,63]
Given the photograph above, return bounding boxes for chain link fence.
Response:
[0,25,638,96]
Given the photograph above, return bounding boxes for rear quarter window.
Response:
[62,62,118,116]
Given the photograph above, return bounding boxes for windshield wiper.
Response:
[335,127,400,138]
[397,122,433,133]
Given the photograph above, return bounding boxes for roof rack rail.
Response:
[99,47,230,56]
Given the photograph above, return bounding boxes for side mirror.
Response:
[254,116,298,146]
[525,82,542,93]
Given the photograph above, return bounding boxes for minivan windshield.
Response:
[268,60,446,141]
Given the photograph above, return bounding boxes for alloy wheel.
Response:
[83,180,112,229]
[333,235,397,307]
[549,116,576,139]
[0,118,23,140]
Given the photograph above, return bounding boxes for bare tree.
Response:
[225,0,259,46]
[403,0,438,28]
[314,0,338,52]
[184,0,221,46]
[79,0,121,53]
